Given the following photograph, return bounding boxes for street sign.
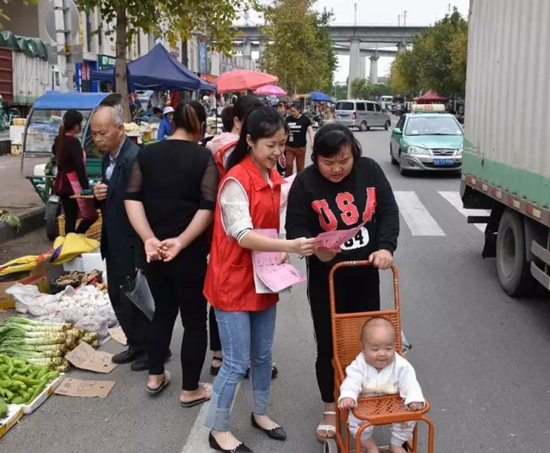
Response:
[48,44,83,64]
[45,0,80,45]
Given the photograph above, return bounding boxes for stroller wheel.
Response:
[323,438,338,453]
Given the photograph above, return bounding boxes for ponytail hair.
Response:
[53,109,83,159]
[226,106,287,170]
[173,100,207,138]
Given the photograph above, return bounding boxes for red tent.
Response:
[414,90,449,104]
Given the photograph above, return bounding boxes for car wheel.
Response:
[385,120,391,130]
[45,199,61,240]
[359,121,368,132]
[390,145,398,165]
[496,209,535,296]
[399,156,409,176]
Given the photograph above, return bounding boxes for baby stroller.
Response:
[323,261,435,453]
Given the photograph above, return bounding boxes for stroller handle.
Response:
[328,261,400,315]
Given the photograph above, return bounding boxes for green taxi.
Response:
[390,109,464,176]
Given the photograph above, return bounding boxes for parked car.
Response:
[390,111,464,175]
[335,100,391,131]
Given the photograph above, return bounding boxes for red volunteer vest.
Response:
[204,156,284,312]
[213,140,238,179]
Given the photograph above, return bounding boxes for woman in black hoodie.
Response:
[285,122,400,442]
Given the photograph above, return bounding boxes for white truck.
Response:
[461,0,550,296]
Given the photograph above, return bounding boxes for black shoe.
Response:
[131,350,172,371]
[208,432,252,452]
[112,349,143,364]
[250,413,287,441]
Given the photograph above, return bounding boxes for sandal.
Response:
[146,371,171,395]
[316,411,337,442]
[210,357,223,376]
[180,382,213,408]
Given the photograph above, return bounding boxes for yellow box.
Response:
[0,405,24,440]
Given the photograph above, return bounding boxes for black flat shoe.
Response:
[250,413,287,441]
[112,349,143,364]
[244,365,279,380]
[208,432,252,452]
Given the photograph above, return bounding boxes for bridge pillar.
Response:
[243,38,252,60]
[369,55,379,85]
[348,38,361,98]
[397,40,407,53]
[359,57,367,80]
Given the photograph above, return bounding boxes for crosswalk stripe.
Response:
[438,191,490,232]
[394,191,445,236]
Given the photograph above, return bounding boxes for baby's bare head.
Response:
[360,317,396,346]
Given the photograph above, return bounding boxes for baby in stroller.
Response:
[338,318,425,453]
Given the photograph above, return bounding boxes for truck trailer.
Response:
[461,0,550,296]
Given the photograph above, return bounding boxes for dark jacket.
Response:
[99,137,142,278]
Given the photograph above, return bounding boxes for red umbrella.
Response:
[415,90,449,104]
[216,70,279,93]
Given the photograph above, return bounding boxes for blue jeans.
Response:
[205,304,277,432]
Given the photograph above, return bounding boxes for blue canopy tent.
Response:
[308,91,331,102]
[90,44,216,91]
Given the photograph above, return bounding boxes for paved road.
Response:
[1,126,549,453]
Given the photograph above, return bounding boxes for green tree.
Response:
[76,0,256,120]
[259,0,337,94]
[350,79,392,99]
[389,8,468,97]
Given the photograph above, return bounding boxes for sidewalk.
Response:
[0,154,49,243]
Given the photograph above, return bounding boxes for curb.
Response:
[0,207,45,244]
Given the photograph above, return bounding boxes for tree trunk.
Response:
[115,5,130,122]
[181,39,188,67]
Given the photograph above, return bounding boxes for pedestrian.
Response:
[203,107,319,453]
[206,95,281,379]
[285,122,400,442]
[207,95,262,178]
[91,106,151,371]
[52,110,98,235]
[152,107,163,121]
[276,101,286,118]
[338,318,424,453]
[285,102,315,175]
[157,106,174,140]
[125,100,218,403]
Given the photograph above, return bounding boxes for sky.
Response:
[240,0,470,83]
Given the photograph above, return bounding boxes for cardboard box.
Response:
[54,378,116,399]
[0,405,24,440]
[21,375,64,415]
[0,274,48,310]
[62,252,105,273]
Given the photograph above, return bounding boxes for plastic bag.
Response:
[97,305,117,327]
[74,316,109,340]
[124,271,155,320]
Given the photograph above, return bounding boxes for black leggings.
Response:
[147,252,208,391]
[307,263,380,403]
[60,195,95,235]
[209,306,222,352]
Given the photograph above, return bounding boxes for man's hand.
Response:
[278,252,290,264]
[338,398,357,411]
[368,249,393,269]
[314,246,339,263]
[144,237,162,263]
[408,402,424,411]
[160,237,185,262]
[93,183,108,201]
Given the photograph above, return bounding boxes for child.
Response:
[338,318,425,453]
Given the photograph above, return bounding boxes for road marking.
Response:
[438,191,490,232]
[181,383,242,453]
[394,191,445,236]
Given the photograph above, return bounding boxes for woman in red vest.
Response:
[204,107,319,453]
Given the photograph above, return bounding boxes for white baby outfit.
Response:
[339,353,424,447]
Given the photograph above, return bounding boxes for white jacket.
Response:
[339,353,424,406]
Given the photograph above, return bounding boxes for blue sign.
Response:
[199,42,207,73]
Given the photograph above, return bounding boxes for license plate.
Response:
[433,158,454,166]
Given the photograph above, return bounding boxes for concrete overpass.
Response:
[233,24,424,94]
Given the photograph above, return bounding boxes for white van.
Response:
[379,95,393,111]
[334,100,392,131]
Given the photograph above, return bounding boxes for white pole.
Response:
[398,14,401,26]
[403,10,407,26]
[54,0,69,92]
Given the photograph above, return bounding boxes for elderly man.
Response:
[92,106,152,371]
